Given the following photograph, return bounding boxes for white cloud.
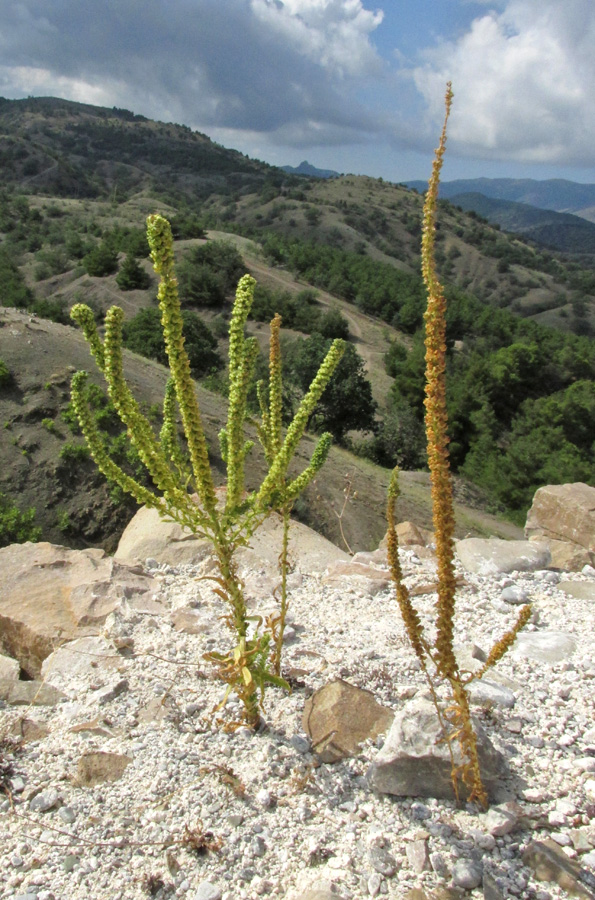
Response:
[250,0,384,78]
[410,0,595,165]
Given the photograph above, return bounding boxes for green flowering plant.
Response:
[70,214,344,728]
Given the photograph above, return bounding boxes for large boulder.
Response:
[525,483,595,557]
[367,697,507,801]
[0,542,159,677]
[528,537,594,572]
[455,538,550,576]
[116,505,348,574]
[302,680,394,763]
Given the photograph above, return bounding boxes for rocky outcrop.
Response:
[525,483,595,568]
[0,541,160,677]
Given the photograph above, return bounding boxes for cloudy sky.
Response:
[1,0,594,183]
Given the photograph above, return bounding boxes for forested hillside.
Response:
[0,96,593,544]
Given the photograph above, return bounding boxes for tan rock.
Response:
[528,536,594,571]
[117,505,349,574]
[0,653,20,699]
[379,522,433,550]
[525,483,595,553]
[302,680,394,763]
[322,559,390,595]
[6,681,66,706]
[0,542,156,677]
[8,717,50,742]
[115,505,211,566]
[76,751,131,786]
[523,838,595,900]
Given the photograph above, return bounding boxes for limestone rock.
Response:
[455,538,550,576]
[76,751,132,786]
[115,504,212,566]
[0,542,156,677]
[302,680,394,763]
[512,632,577,664]
[525,483,595,554]
[40,636,122,696]
[367,698,506,801]
[322,559,390,595]
[117,505,348,574]
[529,537,594,571]
[559,581,595,602]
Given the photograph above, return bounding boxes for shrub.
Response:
[122,307,222,376]
[0,358,12,387]
[0,493,42,547]
[59,442,91,462]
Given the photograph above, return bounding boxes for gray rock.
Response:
[58,806,76,824]
[482,805,519,836]
[290,734,311,754]
[29,788,60,812]
[367,873,383,896]
[63,855,80,873]
[512,632,577,664]
[452,860,483,890]
[500,586,530,605]
[193,883,223,900]
[95,678,129,705]
[368,847,398,877]
[368,698,506,801]
[467,680,516,709]
[455,539,550,576]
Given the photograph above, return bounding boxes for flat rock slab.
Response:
[303,680,394,763]
[367,697,506,802]
[559,581,595,602]
[512,632,577,664]
[40,636,122,696]
[455,539,550,576]
[0,542,156,677]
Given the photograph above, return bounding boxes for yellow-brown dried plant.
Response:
[386,84,531,807]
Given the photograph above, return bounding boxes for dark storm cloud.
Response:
[0,0,386,145]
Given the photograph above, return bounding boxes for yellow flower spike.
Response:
[147,213,217,514]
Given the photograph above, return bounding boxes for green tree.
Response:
[286,334,376,441]
[122,307,222,376]
[116,254,151,291]
[83,242,118,277]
